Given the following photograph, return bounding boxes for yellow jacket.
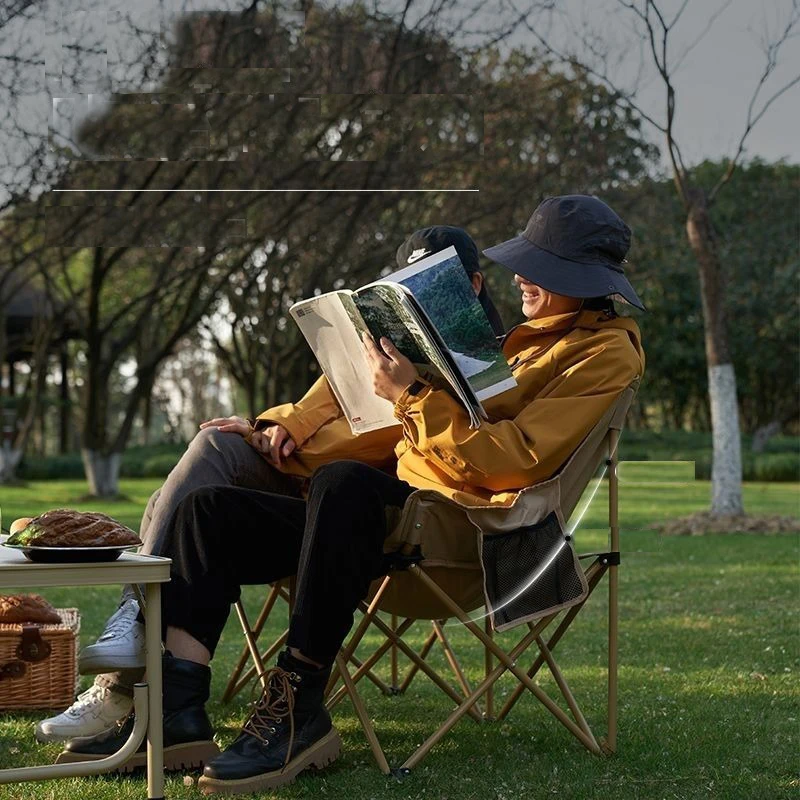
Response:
[258,308,644,507]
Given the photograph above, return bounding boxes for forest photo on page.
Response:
[398,256,509,393]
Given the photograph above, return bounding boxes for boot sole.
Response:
[197,728,342,795]
[55,740,220,773]
[78,652,145,674]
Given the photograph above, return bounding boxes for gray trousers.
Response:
[97,427,303,694]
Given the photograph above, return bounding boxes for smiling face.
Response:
[514,274,583,320]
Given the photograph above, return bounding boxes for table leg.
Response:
[145,582,164,800]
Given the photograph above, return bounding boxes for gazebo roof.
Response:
[6,283,55,321]
[4,280,78,361]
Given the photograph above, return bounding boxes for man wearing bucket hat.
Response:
[55,204,645,794]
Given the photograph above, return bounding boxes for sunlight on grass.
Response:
[0,478,797,799]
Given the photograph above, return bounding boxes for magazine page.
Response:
[399,291,485,428]
[370,246,517,401]
[400,290,485,426]
[290,293,400,434]
[355,284,483,428]
[354,284,450,382]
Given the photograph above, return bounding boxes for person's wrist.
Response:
[394,377,431,411]
[405,379,427,396]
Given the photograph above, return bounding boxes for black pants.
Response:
[160,460,414,667]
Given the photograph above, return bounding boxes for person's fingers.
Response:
[199,417,229,428]
[270,427,288,465]
[216,421,249,436]
[361,332,383,362]
[200,416,244,429]
[379,337,400,363]
[281,439,296,457]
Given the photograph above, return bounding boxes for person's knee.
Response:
[189,425,236,455]
[310,460,373,494]
[177,485,231,526]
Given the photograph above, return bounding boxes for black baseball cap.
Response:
[396,225,505,335]
[482,195,646,311]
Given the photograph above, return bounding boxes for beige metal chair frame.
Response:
[226,383,636,774]
[324,427,622,775]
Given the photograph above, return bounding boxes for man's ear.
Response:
[471,272,484,296]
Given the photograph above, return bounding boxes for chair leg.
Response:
[226,628,289,701]
[484,614,494,720]
[326,576,394,697]
[232,600,269,692]
[365,612,484,723]
[334,653,392,775]
[223,582,289,703]
[607,560,619,754]
[406,565,603,759]
[399,620,543,771]
[326,615,464,716]
[349,652,394,696]
[536,635,599,751]
[398,626,437,694]
[390,613,399,691]
[433,621,483,718]
[496,560,605,721]
[327,618,416,709]
[606,427,621,754]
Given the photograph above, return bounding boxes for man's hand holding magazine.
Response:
[361,333,420,404]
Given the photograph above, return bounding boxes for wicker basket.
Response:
[0,609,80,710]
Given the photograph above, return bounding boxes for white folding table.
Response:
[0,544,171,800]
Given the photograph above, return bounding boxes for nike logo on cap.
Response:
[407,248,431,263]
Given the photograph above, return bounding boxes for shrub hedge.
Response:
[15,435,800,482]
[18,443,186,481]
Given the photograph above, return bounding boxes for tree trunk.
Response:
[142,390,152,446]
[81,450,122,497]
[686,191,744,515]
[59,347,70,454]
[0,443,22,483]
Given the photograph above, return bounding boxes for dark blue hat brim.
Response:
[483,235,646,311]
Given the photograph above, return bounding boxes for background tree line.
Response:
[0,1,797,500]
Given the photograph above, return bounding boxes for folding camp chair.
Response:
[228,380,638,774]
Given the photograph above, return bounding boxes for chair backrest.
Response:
[559,380,638,520]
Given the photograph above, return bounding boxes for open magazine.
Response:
[290,246,517,434]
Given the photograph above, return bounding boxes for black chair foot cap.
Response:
[391,767,412,780]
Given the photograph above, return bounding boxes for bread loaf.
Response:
[7,510,141,548]
[0,594,61,624]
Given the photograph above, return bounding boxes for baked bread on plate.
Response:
[6,510,142,548]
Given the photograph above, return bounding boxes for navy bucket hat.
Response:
[482,195,646,311]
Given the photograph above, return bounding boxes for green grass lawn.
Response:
[0,477,797,800]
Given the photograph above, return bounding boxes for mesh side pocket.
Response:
[481,511,587,630]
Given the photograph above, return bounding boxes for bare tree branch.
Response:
[708,4,800,203]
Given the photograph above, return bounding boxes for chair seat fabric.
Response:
[380,384,636,630]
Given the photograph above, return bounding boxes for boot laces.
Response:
[242,666,301,764]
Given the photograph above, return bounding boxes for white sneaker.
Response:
[35,683,133,743]
[78,599,145,674]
